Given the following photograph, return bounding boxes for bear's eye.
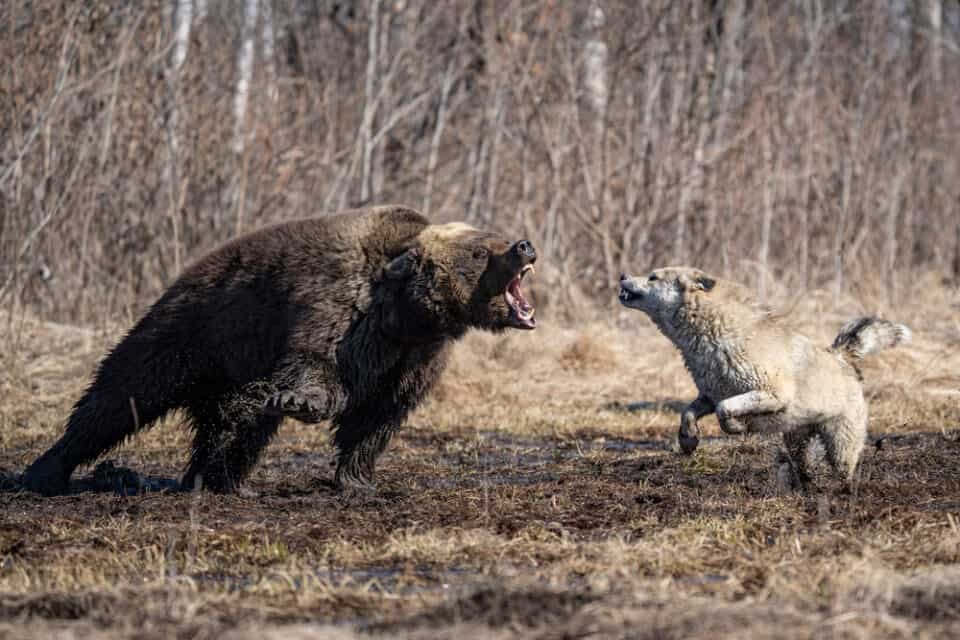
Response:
[473,247,489,261]
[648,274,658,282]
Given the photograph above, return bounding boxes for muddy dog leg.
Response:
[715,391,785,435]
[781,424,818,489]
[819,417,866,487]
[678,395,715,455]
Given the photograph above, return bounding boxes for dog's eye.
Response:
[648,274,658,282]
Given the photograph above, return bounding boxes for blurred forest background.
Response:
[1,0,959,324]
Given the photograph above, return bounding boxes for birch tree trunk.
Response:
[167,0,193,162]
[929,0,943,85]
[260,0,277,104]
[232,0,260,233]
[583,0,608,137]
[759,116,778,302]
[233,0,259,157]
[673,1,705,265]
[360,0,382,204]
[165,0,193,274]
[423,59,457,217]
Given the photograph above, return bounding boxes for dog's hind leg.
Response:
[819,417,866,486]
[782,424,818,489]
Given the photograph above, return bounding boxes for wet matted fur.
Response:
[619,267,910,488]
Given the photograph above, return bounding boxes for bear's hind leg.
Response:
[182,393,282,493]
[24,389,168,496]
[182,398,228,492]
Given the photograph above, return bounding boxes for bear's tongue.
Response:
[505,265,535,325]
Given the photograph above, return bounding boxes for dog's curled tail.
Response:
[831,317,911,360]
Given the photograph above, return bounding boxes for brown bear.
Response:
[22,206,537,495]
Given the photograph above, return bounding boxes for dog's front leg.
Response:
[715,390,784,434]
[678,395,715,454]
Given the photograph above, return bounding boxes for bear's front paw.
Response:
[264,390,327,423]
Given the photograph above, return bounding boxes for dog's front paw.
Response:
[718,413,746,434]
[678,433,700,455]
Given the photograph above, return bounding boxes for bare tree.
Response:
[261,0,277,105]
[164,0,194,274]
[929,0,943,85]
[232,0,260,232]
[5,1,960,321]
[582,0,608,136]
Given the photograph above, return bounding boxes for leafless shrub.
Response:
[1,1,958,324]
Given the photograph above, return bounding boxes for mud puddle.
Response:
[420,430,666,489]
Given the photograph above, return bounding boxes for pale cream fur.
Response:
[618,267,910,488]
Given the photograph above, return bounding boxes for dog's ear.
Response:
[680,271,716,292]
[696,274,716,291]
[384,248,422,280]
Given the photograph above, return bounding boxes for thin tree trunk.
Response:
[674,1,705,265]
[798,0,823,289]
[360,0,382,204]
[929,0,943,85]
[484,87,506,224]
[759,117,777,302]
[166,0,193,274]
[233,0,259,156]
[261,0,277,104]
[233,0,260,233]
[583,0,608,138]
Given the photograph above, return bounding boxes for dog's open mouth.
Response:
[506,265,536,329]
[618,287,640,304]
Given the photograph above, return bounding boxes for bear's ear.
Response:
[384,248,422,280]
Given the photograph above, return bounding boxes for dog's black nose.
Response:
[514,240,536,260]
[620,273,628,282]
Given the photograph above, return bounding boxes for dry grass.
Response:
[0,281,958,639]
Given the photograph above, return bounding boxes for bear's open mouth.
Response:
[505,265,536,329]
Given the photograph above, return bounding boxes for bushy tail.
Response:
[831,317,911,360]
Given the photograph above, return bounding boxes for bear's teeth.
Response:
[521,265,535,279]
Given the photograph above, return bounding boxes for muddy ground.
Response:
[0,293,958,639]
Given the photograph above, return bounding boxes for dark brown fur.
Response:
[23,206,536,494]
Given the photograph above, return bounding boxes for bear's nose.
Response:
[514,240,536,260]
